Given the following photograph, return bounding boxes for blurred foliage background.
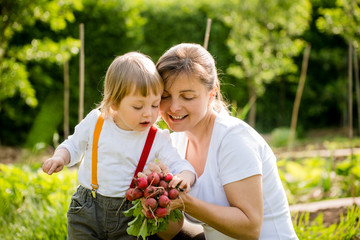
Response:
[1,0,359,149]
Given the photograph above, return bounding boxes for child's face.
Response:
[112,90,161,131]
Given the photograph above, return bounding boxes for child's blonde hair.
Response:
[100,52,163,116]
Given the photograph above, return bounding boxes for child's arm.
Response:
[169,170,196,193]
[42,148,70,175]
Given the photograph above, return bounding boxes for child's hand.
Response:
[42,156,65,175]
[42,148,70,175]
[169,170,196,193]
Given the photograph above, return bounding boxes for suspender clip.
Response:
[91,189,96,198]
[91,184,99,198]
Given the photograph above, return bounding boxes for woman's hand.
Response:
[169,192,187,212]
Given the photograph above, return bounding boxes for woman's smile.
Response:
[169,114,188,120]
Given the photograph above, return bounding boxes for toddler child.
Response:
[42,52,196,240]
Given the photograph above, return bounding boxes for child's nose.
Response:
[142,107,152,117]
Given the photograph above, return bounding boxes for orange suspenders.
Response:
[91,115,105,198]
[91,115,157,198]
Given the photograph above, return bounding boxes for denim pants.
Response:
[67,185,137,240]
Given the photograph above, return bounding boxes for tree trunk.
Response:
[348,41,354,200]
[354,46,360,136]
[248,83,257,127]
[288,44,311,150]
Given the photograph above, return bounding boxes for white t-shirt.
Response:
[171,110,298,240]
[58,109,196,197]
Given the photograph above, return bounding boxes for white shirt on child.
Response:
[57,109,196,198]
[171,110,298,240]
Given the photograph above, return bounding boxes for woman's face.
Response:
[160,74,212,132]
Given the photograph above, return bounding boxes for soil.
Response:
[0,145,23,164]
[0,145,358,227]
[290,198,360,226]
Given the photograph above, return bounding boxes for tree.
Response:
[0,0,82,117]
[222,0,312,126]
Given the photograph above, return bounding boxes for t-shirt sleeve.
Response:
[218,127,262,186]
[156,130,196,176]
[57,109,98,167]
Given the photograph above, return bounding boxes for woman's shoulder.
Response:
[215,110,249,134]
[214,110,266,145]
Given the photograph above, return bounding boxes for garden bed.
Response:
[290,197,360,226]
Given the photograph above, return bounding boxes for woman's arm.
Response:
[180,174,263,239]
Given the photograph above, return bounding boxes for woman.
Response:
[151,43,298,240]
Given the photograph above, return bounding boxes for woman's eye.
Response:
[152,105,159,108]
[161,95,169,99]
[183,95,194,100]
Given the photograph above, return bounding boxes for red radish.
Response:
[157,187,166,196]
[135,177,148,189]
[144,186,157,198]
[125,188,135,201]
[145,197,157,210]
[147,172,160,186]
[164,173,173,182]
[132,188,143,200]
[168,188,179,200]
[158,195,170,207]
[157,172,164,180]
[158,180,168,190]
[155,207,168,218]
[144,210,155,219]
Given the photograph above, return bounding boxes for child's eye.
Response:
[133,106,143,110]
[161,95,169,99]
[152,105,159,108]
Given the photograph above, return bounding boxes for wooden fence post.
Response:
[79,23,85,122]
[63,60,69,139]
[203,18,212,50]
[288,44,311,150]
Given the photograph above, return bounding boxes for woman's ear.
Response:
[209,87,218,99]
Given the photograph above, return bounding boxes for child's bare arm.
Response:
[42,148,70,175]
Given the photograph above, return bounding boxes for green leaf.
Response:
[126,215,143,237]
[139,219,148,239]
[123,199,141,217]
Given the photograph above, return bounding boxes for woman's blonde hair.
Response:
[100,52,163,116]
[156,43,227,112]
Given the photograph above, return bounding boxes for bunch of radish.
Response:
[125,172,179,219]
[123,171,183,239]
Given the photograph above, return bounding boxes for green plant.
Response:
[293,205,360,239]
[271,127,292,148]
[0,163,78,240]
[277,155,360,204]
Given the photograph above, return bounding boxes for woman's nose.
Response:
[169,99,181,113]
